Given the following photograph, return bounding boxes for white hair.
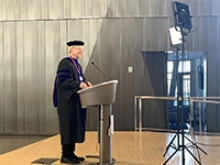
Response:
[68,46,74,55]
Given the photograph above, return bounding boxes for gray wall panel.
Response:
[133,34,144,129]
[118,0,132,17]
[37,23,46,133]
[82,20,90,69]
[7,0,21,20]
[142,52,168,128]
[143,18,151,50]
[109,0,118,17]
[70,0,80,18]
[89,19,100,55]
[45,21,57,134]
[131,0,141,17]
[36,22,46,134]
[101,0,109,17]
[49,0,64,19]
[151,0,167,17]
[36,0,43,19]
[3,22,17,133]
[20,0,28,20]
[133,19,144,95]
[198,0,214,16]
[213,0,220,16]
[110,19,122,130]
[166,0,175,17]
[59,21,68,59]
[87,0,93,18]
[120,19,134,130]
[189,1,199,16]
[27,0,39,20]
[45,21,66,134]
[140,0,151,17]
[0,0,7,21]
[94,0,102,17]
[1,0,220,22]
[143,57,154,128]
[99,35,111,78]
[0,23,3,133]
[0,0,109,21]
[151,18,168,50]
[80,0,87,18]
[99,19,111,81]
[23,22,38,133]
[16,22,24,133]
[206,17,219,131]
[193,18,204,50]
[67,20,78,41]
[42,0,50,19]
[63,0,71,19]
[217,17,220,130]
[99,35,111,82]
[75,20,83,40]
[21,0,43,20]
[32,23,39,133]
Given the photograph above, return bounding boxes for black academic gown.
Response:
[55,57,87,145]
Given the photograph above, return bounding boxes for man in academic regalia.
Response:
[53,40,92,164]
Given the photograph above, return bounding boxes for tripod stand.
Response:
[163,27,207,165]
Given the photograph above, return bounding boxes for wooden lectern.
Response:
[77,80,118,165]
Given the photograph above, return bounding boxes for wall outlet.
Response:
[128,66,133,73]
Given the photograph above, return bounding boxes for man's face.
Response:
[70,46,84,59]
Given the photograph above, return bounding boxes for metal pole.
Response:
[99,104,113,165]
[100,105,104,164]
[139,98,142,135]
[180,26,185,165]
[190,99,194,137]
[134,96,137,131]
[199,102,202,135]
[109,104,113,164]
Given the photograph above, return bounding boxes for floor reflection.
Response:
[0,135,50,155]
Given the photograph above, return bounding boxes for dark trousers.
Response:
[62,143,75,157]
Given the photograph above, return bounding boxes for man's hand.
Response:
[80,82,88,89]
[87,81,92,87]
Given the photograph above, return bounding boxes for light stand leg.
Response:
[163,133,178,157]
[184,135,207,155]
[163,149,179,165]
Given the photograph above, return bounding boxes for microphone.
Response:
[91,61,109,81]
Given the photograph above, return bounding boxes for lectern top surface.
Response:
[77,80,118,94]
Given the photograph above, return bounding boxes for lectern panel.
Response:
[77,80,118,108]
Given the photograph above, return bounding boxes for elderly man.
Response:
[53,40,92,164]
